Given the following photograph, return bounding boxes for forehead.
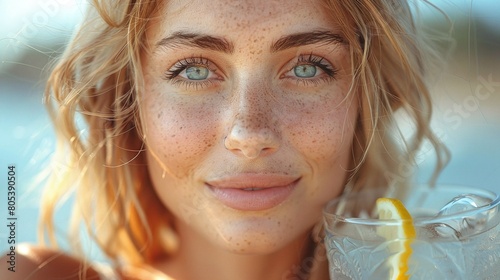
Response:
[149,0,336,36]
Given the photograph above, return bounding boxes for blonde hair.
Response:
[324,0,449,193]
[40,0,448,268]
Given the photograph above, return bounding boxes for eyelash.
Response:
[286,54,338,85]
[298,54,336,76]
[162,54,338,89]
[164,57,207,79]
[162,57,217,90]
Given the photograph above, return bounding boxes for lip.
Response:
[206,174,300,211]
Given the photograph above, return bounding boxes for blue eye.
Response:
[294,64,317,78]
[163,57,223,90]
[282,54,337,83]
[185,66,209,80]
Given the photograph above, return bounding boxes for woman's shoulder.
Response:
[0,243,108,280]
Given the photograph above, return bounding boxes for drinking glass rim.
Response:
[323,184,500,227]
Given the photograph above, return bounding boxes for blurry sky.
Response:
[0,0,87,81]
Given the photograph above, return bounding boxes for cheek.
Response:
[292,111,351,162]
[283,91,357,162]
[141,92,220,177]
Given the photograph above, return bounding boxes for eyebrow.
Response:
[156,31,235,54]
[155,30,346,54]
[271,30,347,52]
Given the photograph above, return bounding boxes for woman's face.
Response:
[140,0,358,253]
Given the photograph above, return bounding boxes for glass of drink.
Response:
[323,184,500,279]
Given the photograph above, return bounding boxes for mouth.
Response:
[206,173,301,211]
[241,187,265,191]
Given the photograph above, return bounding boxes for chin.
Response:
[206,213,310,255]
[218,230,290,255]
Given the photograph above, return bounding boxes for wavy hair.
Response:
[40,0,448,269]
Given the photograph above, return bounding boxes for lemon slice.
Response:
[376,198,416,280]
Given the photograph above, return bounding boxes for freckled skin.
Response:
[138,0,358,275]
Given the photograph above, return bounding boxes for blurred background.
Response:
[0,0,499,259]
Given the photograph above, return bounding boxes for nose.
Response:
[224,90,280,159]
